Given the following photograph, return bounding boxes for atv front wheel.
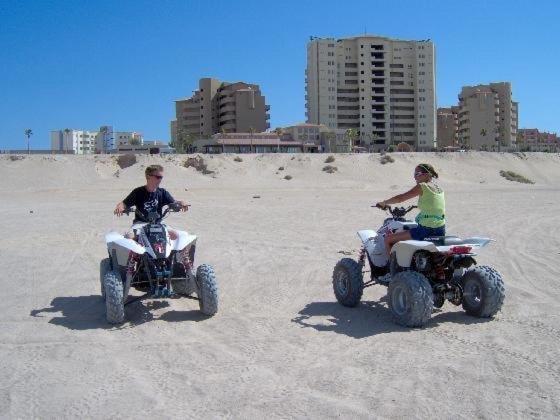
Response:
[332,258,364,307]
[197,264,218,316]
[388,271,433,327]
[104,271,125,324]
[461,266,505,318]
[100,258,110,300]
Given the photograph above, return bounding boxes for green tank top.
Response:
[415,183,445,228]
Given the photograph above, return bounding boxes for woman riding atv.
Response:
[376,163,445,254]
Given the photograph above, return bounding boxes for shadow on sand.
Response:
[30,294,209,330]
[291,297,493,338]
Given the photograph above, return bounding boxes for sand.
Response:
[1,151,559,418]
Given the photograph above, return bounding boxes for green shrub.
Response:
[499,170,534,184]
[284,175,292,180]
[234,156,243,162]
[184,155,214,175]
[325,155,335,163]
[380,155,395,165]
[322,165,338,173]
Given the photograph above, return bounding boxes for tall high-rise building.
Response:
[173,78,270,140]
[457,82,518,151]
[305,35,436,151]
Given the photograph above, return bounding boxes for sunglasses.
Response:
[414,171,427,177]
[151,175,163,180]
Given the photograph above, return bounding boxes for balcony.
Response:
[338,122,360,128]
[337,88,359,94]
[337,96,360,102]
[338,114,360,120]
[219,104,235,113]
[219,113,236,124]
[372,78,385,85]
[219,96,235,105]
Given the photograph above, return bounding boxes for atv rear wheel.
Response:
[461,265,505,318]
[100,258,110,300]
[104,271,125,324]
[388,271,433,327]
[332,258,364,307]
[197,264,218,316]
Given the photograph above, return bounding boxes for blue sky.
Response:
[1,0,559,150]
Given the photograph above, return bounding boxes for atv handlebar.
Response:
[123,202,185,223]
[372,204,417,219]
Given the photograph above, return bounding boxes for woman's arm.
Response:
[377,184,422,207]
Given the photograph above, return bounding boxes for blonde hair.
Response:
[145,164,163,177]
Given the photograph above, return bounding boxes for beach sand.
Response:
[1,152,559,418]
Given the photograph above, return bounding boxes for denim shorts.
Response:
[409,224,446,241]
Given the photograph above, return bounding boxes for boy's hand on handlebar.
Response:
[375,201,389,210]
[179,201,190,212]
[114,202,126,216]
[171,201,190,212]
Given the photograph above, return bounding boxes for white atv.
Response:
[332,204,505,327]
[100,202,218,324]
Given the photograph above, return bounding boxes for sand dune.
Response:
[1,152,559,418]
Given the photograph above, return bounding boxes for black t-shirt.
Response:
[123,186,175,222]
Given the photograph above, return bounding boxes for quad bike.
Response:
[332,204,505,327]
[100,202,218,324]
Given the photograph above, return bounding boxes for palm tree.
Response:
[24,129,33,154]
[480,128,487,152]
[370,133,379,152]
[345,128,358,152]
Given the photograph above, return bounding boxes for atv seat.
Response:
[423,236,468,246]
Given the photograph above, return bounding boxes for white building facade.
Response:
[50,129,99,154]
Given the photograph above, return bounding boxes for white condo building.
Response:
[50,129,99,154]
[306,35,436,151]
[50,127,144,154]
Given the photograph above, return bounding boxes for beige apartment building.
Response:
[172,78,270,140]
[306,35,436,151]
[436,106,459,149]
[457,82,518,151]
[279,123,350,152]
[518,128,559,152]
